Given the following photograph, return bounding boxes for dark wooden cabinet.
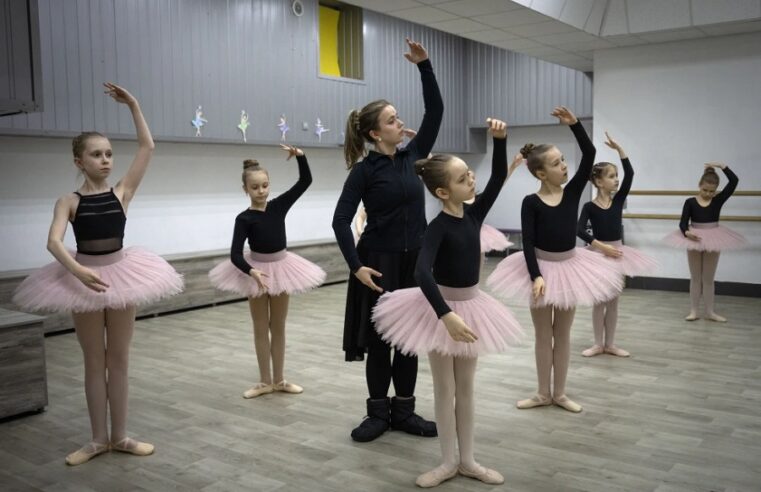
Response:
[0,308,48,419]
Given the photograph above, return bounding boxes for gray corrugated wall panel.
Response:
[21,0,50,130]
[0,1,8,98]
[88,0,104,132]
[76,0,93,132]
[1,0,12,100]
[101,0,118,134]
[49,0,66,130]
[1,0,38,108]
[465,43,593,127]
[1,0,589,151]
[63,1,81,130]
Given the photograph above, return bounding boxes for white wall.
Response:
[593,32,761,284]
[0,136,348,271]
[2,125,591,272]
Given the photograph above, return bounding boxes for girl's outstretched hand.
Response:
[404,38,428,64]
[486,117,507,139]
[603,131,621,151]
[704,161,726,170]
[508,152,525,177]
[280,144,304,159]
[104,82,137,106]
[551,106,577,126]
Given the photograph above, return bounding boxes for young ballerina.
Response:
[487,107,623,413]
[373,118,522,487]
[13,83,183,465]
[576,132,657,357]
[664,163,746,322]
[332,38,442,442]
[209,145,326,398]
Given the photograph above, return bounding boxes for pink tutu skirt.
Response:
[480,224,513,253]
[12,247,184,314]
[486,247,623,309]
[372,285,523,358]
[209,249,326,298]
[588,240,658,277]
[663,222,747,252]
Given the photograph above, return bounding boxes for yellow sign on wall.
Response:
[319,6,342,77]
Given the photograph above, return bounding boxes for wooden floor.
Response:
[1,259,760,492]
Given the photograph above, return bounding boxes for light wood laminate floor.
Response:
[1,259,760,491]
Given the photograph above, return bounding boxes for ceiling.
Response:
[339,0,761,72]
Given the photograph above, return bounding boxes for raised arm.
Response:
[507,152,524,180]
[712,163,738,205]
[555,107,595,198]
[108,83,155,208]
[403,39,444,161]
[605,132,633,205]
[469,118,509,224]
[272,145,312,212]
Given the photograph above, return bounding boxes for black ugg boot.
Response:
[351,397,391,442]
[390,396,437,437]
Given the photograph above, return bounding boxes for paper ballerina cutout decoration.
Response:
[237,110,249,143]
[191,105,208,137]
[277,115,289,141]
[314,117,330,142]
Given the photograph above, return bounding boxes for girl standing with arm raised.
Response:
[487,107,623,413]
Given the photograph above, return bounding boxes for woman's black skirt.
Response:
[342,242,419,361]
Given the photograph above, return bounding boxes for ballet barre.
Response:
[628,190,761,196]
[624,190,760,221]
[623,213,761,222]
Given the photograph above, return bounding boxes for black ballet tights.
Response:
[366,341,418,399]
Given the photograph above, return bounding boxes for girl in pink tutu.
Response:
[577,132,657,357]
[373,118,522,487]
[13,84,183,465]
[209,145,326,398]
[487,107,623,413]
[663,163,745,322]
